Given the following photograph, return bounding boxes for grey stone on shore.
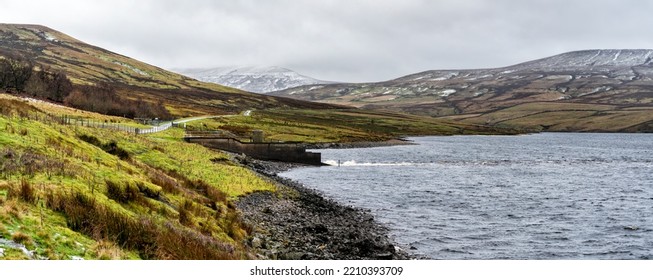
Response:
[236,157,411,260]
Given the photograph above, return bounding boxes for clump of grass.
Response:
[44,190,242,259]
[0,223,7,238]
[178,207,192,227]
[141,165,181,194]
[105,180,140,204]
[206,186,228,206]
[78,134,130,160]
[1,198,24,219]
[11,231,32,246]
[92,240,124,260]
[18,179,35,204]
[154,223,238,260]
[136,182,160,200]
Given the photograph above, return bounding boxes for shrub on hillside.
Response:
[64,82,171,119]
[78,134,130,160]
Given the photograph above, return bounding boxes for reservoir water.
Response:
[279,133,653,259]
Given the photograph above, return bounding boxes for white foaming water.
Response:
[323,160,421,167]
[281,133,653,260]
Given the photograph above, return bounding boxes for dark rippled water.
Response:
[279,133,653,259]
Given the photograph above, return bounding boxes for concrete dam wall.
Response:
[184,135,322,166]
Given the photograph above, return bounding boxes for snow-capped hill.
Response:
[512,49,653,71]
[271,49,653,121]
[176,66,332,93]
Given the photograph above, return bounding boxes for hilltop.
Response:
[0,24,337,116]
[175,66,332,93]
[272,49,653,132]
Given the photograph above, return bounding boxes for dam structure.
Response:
[183,130,322,165]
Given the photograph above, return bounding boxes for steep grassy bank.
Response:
[0,96,277,259]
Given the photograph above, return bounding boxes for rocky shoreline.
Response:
[235,155,413,260]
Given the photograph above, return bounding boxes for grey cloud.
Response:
[1,0,651,82]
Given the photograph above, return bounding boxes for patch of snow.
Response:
[589,86,612,94]
[308,85,324,91]
[544,75,573,81]
[336,88,350,94]
[114,62,150,77]
[501,70,515,74]
[616,75,637,81]
[44,33,58,42]
[440,89,456,97]
[613,50,621,61]
[430,72,459,81]
[467,74,493,81]
[176,66,332,93]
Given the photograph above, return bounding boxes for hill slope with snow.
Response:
[271,49,653,132]
[176,66,332,93]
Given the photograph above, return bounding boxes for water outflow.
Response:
[280,133,653,259]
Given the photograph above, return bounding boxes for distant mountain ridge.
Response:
[271,49,653,132]
[511,49,653,70]
[176,66,332,93]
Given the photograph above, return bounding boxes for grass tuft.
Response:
[11,231,32,245]
[105,180,140,204]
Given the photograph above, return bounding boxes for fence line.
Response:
[2,110,194,135]
[60,115,175,135]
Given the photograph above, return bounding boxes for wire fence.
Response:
[60,115,176,135]
[1,108,191,135]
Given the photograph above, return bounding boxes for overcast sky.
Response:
[2,0,652,82]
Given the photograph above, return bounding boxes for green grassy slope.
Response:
[0,96,277,259]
